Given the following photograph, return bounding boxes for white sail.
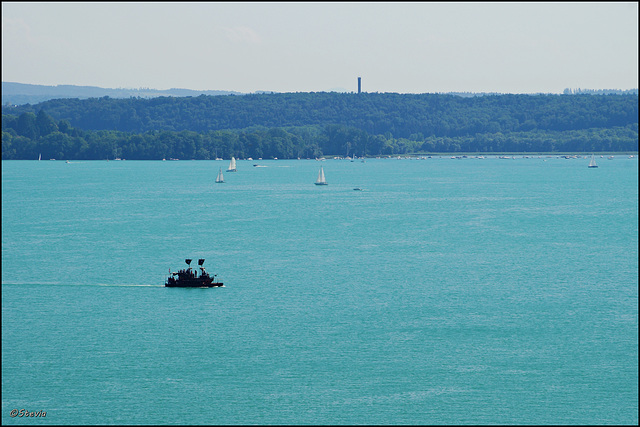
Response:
[315,166,328,185]
[38,153,41,161]
[216,168,224,183]
[589,154,598,168]
[227,157,237,172]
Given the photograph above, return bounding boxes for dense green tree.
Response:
[16,112,39,140]
[39,132,74,160]
[36,110,58,136]
[58,119,72,134]
[2,131,17,158]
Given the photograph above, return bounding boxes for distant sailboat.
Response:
[38,153,41,161]
[588,154,598,168]
[227,157,237,172]
[216,168,224,183]
[315,166,328,185]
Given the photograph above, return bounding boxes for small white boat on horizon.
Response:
[588,154,598,168]
[315,166,328,185]
[227,157,237,172]
[215,167,224,183]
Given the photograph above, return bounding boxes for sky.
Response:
[2,2,638,94]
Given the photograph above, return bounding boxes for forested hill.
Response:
[2,92,638,160]
[3,92,638,138]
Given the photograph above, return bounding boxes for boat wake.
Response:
[2,281,62,286]
[97,283,164,287]
[2,282,163,287]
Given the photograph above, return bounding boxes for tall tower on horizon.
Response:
[358,77,361,94]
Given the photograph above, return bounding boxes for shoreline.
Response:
[3,151,638,162]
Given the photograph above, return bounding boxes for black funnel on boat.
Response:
[185,259,192,266]
[198,259,205,266]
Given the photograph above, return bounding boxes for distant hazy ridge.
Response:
[2,82,244,105]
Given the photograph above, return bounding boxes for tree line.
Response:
[2,92,638,159]
[2,111,637,160]
[4,92,638,136]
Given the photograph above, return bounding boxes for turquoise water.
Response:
[2,157,638,425]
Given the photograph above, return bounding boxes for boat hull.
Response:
[165,279,223,288]
[165,275,223,287]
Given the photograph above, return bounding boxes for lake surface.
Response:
[2,156,638,425]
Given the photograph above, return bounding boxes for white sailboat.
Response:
[315,166,328,185]
[38,153,41,161]
[215,168,224,183]
[588,154,598,168]
[227,157,237,172]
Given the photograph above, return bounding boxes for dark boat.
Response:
[165,259,223,287]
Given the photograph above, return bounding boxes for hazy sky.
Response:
[2,2,638,94]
